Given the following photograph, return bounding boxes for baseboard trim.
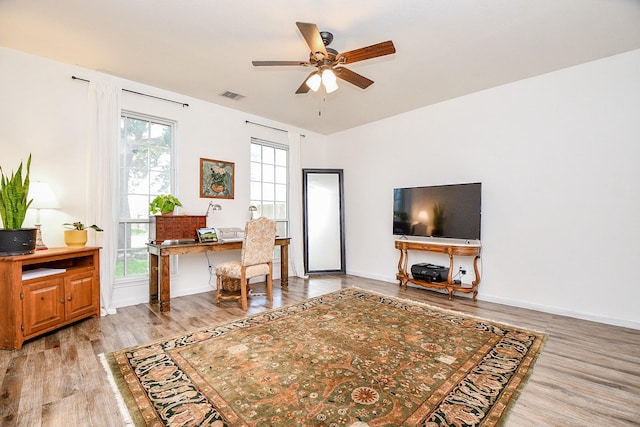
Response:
[347,270,640,331]
[478,294,639,330]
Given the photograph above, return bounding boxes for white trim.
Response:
[349,270,640,330]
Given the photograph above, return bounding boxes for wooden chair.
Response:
[215,217,277,310]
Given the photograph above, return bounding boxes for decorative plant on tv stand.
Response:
[0,154,37,255]
[149,194,182,216]
[63,221,103,248]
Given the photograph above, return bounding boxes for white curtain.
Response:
[87,80,121,316]
[287,131,308,279]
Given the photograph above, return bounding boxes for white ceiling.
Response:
[2,0,640,135]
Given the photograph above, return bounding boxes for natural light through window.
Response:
[117,112,175,279]
[250,139,288,258]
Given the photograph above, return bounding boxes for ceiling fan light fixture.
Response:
[325,81,338,93]
[306,73,321,92]
[252,22,396,96]
[322,68,338,93]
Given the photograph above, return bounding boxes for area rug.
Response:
[104,288,545,426]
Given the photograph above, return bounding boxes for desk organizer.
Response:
[149,215,206,243]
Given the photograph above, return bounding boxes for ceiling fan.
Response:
[252,22,396,94]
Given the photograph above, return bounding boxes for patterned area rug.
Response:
[104,288,545,426]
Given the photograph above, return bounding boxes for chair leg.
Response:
[240,269,248,310]
[266,263,273,303]
[215,274,222,305]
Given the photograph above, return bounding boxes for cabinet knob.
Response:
[67,296,72,301]
[60,299,65,304]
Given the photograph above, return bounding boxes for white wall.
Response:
[3,46,639,329]
[0,47,328,308]
[326,49,640,329]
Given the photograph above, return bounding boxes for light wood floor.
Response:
[1,275,638,426]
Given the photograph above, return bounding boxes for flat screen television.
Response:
[393,182,481,240]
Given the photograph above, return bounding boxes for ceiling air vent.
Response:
[220,91,245,101]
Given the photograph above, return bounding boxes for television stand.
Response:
[395,239,481,300]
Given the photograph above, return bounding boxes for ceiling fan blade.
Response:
[295,72,316,94]
[337,40,396,64]
[252,60,310,66]
[334,67,374,89]
[296,22,328,59]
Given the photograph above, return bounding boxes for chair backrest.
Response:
[241,217,277,267]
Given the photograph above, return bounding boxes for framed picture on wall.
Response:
[200,158,235,199]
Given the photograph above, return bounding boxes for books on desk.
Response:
[22,268,66,281]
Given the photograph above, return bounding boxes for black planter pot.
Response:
[0,228,37,256]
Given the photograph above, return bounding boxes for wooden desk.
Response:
[147,238,290,312]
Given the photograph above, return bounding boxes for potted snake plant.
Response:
[0,154,37,256]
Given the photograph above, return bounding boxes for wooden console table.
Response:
[147,238,291,312]
[395,239,481,300]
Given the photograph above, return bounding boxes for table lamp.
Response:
[206,202,222,216]
[249,205,258,219]
[29,181,60,250]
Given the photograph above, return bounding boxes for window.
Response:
[250,139,288,258]
[117,112,175,279]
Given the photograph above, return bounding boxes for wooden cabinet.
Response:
[395,239,481,300]
[149,215,206,244]
[0,247,100,350]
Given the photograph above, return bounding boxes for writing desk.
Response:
[147,238,291,312]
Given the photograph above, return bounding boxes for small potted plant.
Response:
[63,221,103,248]
[149,194,182,215]
[0,154,37,256]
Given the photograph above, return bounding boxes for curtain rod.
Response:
[71,76,189,107]
[245,120,305,137]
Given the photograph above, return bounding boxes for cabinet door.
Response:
[65,270,98,320]
[22,277,65,336]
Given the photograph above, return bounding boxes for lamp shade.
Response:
[206,202,222,216]
[249,205,258,219]
[322,69,338,93]
[29,181,60,209]
[306,73,321,92]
